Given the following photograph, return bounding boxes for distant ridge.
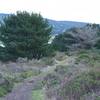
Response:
[48,19,87,34]
[0,13,9,21]
[0,13,86,34]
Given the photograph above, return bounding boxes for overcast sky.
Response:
[0,0,100,23]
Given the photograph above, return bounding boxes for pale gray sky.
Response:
[0,0,100,23]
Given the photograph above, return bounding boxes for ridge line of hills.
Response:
[0,13,86,34]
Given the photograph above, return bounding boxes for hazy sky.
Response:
[0,0,100,23]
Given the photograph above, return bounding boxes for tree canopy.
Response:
[0,11,52,61]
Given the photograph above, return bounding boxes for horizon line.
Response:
[0,12,99,24]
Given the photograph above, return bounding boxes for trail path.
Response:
[1,56,76,100]
[2,75,44,100]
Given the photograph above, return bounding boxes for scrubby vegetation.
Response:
[32,89,45,100]
[58,69,100,100]
[41,50,100,100]
[0,74,14,97]
[0,11,100,100]
[52,24,100,51]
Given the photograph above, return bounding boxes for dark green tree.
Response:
[52,32,78,52]
[0,11,52,61]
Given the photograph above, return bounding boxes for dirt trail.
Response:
[1,56,75,100]
[2,75,44,100]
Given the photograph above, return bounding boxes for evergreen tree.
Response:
[0,11,52,61]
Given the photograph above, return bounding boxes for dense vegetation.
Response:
[0,11,52,61]
[0,11,100,100]
[0,74,13,97]
[53,24,100,52]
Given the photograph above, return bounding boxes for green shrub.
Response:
[76,53,90,63]
[0,79,13,97]
[43,73,61,89]
[58,70,100,100]
[41,57,54,66]
[76,50,100,67]
[32,89,45,100]
[20,70,40,79]
[96,96,100,100]
[54,52,67,61]
[55,65,69,75]
[95,39,100,49]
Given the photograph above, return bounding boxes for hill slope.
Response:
[0,13,9,21]
[0,13,86,34]
[52,24,100,51]
[48,19,86,34]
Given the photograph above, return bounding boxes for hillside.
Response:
[48,19,86,34]
[0,13,100,100]
[52,24,100,51]
[0,13,86,34]
[0,13,9,21]
[0,50,100,100]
